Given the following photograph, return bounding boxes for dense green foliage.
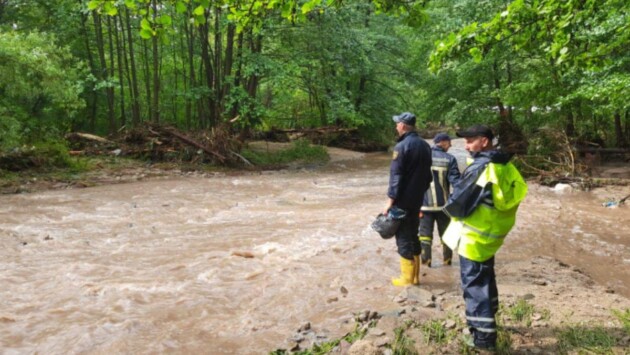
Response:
[0,31,85,148]
[1,0,628,158]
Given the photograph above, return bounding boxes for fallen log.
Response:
[66,132,112,144]
[156,126,226,163]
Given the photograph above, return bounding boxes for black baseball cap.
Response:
[456,124,494,140]
[433,133,451,143]
[392,112,416,126]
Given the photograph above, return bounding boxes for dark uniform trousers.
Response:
[418,211,453,264]
[460,255,499,348]
[395,210,421,260]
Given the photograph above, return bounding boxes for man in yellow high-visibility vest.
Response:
[442,124,527,351]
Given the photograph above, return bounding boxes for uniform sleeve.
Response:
[387,147,403,200]
[447,156,461,188]
[443,161,487,218]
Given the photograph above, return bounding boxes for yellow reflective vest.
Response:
[443,161,527,262]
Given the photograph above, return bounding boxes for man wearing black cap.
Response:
[418,133,461,268]
[384,112,432,286]
[442,124,528,351]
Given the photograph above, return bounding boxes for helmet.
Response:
[371,207,407,239]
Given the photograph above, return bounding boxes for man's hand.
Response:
[383,198,394,215]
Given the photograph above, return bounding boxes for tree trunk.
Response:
[79,8,97,131]
[106,16,118,133]
[223,22,235,116]
[113,16,127,128]
[183,8,195,129]
[92,11,115,134]
[614,111,626,148]
[141,37,152,122]
[494,60,526,152]
[125,7,141,126]
[198,11,216,128]
[151,0,160,123]
[214,6,223,119]
[230,31,244,118]
[566,109,575,138]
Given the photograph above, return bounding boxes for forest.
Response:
[0,0,629,172]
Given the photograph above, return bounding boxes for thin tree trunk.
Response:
[223,22,235,116]
[141,37,152,122]
[355,3,371,113]
[214,6,223,119]
[183,8,195,129]
[125,7,141,125]
[79,6,97,131]
[151,0,160,123]
[614,111,626,148]
[113,16,127,128]
[625,110,630,147]
[566,109,575,138]
[106,15,118,133]
[92,10,115,133]
[169,5,179,124]
[230,31,244,118]
[198,11,215,128]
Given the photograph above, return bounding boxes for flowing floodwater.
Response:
[1,141,629,354]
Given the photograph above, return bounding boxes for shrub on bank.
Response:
[0,140,82,173]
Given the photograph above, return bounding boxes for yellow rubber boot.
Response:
[392,257,415,286]
[413,255,420,285]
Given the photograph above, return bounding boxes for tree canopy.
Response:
[0,0,628,152]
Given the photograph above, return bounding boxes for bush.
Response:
[0,140,79,172]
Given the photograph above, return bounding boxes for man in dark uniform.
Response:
[419,133,461,267]
[383,112,433,286]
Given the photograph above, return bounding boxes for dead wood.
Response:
[153,126,226,163]
[65,132,112,144]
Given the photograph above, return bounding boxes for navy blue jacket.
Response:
[422,146,461,211]
[443,150,512,218]
[387,131,433,211]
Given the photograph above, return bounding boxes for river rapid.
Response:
[1,141,628,354]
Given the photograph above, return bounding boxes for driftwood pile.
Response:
[66,124,243,165]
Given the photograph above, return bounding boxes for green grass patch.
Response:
[556,324,616,354]
[611,308,630,334]
[242,140,329,167]
[505,299,535,325]
[419,319,452,346]
[496,325,513,355]
[390,325,417,355]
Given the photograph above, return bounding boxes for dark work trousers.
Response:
[418,211,453,264]
[395,210,421,260]
[460,255,499,348]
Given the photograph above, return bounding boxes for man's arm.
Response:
[385,147,403,214]
[447,156,461,187]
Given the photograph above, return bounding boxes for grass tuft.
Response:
[611,308,630,334]
[506,299,535,325]
[419,319,451,345]
[390,326,417,355]
[556,324,616,354]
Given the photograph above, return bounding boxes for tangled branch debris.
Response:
[65,124,245,166]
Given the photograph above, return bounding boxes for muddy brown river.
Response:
[1,141,628,354]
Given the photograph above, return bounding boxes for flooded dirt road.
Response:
[1,143,628,354]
